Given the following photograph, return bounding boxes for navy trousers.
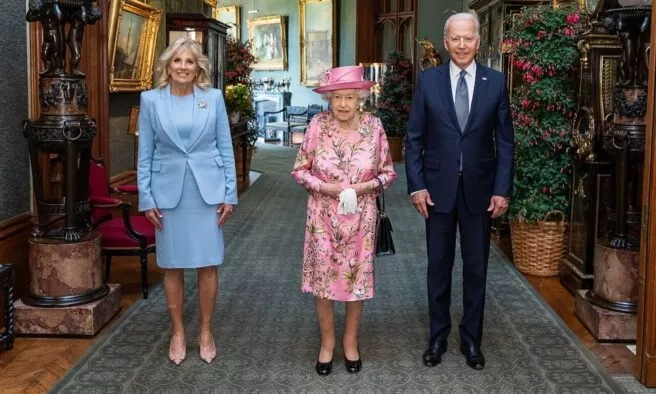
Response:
[425,176,491,347]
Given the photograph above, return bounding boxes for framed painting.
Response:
[248,15,287,71]
[108,0,162,92]
[299,0,336,86]
[214,5,241,40]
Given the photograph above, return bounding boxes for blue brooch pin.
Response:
[197,99,208,109]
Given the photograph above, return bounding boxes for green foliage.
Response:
[224,37,258,146]
[374,51,413,137]
[502,4,581,221]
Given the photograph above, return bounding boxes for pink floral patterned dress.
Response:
[291,112,396,301]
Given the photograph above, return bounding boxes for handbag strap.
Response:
[374,177,385,212]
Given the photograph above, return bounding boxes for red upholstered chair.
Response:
[88,160,155,299]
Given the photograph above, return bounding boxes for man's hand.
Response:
[487,195,509,219]
[411,190,434,219]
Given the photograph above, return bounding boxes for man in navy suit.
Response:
[405,12,514,370]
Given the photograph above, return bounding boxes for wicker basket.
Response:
[509,210,568,277]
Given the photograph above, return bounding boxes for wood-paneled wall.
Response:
[356,0,377,64]
[0,214,31,327]
[636,4,656,388]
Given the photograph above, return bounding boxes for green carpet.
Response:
[52,144,627,393]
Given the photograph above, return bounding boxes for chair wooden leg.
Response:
[140,253,149,299]
[104,255,112,284]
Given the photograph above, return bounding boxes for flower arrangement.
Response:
[225,37,256,86]
[225,84,252,117]
[501,4,581,221]
[374,51,413,138]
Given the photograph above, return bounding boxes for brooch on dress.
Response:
[197,99,208,109]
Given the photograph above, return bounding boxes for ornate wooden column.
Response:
[15,0,120,336]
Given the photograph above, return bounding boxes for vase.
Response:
[229,111,240,124]
[387,136,403,162]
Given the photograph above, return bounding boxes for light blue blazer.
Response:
[137,84,238,212]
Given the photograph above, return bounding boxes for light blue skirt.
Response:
[155,165,224,269]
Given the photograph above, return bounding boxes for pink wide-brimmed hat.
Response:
[313,65,376,93]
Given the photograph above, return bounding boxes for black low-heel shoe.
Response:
[344,356,362,373]
[315,360,333,376]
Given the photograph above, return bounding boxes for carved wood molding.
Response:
[110,170,137,187]
[636,3,656,388]
[0,213,32,242]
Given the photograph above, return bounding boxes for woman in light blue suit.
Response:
[137,38,237,366]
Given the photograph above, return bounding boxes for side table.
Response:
[0,264,15,350]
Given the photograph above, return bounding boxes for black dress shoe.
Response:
[422,340,448,367]
[315,360,333,376]
[460,343,485,370]
[344,355,362,373]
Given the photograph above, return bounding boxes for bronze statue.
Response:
[601,5,651,250]
[604,9,651,86]
[416,37,442,71]
[25,0,102,76]
[26,0,66,75]
[24,0,101,242]
[67,1,102,75]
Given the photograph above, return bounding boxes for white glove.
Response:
[338,188,359,215]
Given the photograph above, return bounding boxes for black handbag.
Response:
[374,178,395,256]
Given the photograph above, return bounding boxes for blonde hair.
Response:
[154,38,212,89]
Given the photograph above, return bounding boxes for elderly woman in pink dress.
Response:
[291,65,396,376]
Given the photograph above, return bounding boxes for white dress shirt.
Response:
[449,61,476,111]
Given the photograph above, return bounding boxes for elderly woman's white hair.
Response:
[321,89,371,103]
[443,12,480,38]
[154,38,212,89]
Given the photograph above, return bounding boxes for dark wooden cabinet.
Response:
[469,0,548,85]
[166,13,229,91]
[562,17,621,293]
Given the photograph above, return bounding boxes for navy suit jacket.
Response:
[137,84,238,212]
[405,62,514,214]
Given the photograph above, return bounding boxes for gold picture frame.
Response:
[108,0,162,92]
[299,0,336,86]
[214,5,241,40]
[204,0,218,7]
[248,15,288,71]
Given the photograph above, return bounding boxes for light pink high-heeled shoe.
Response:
[199,335,216,364]
[169,336,186,366]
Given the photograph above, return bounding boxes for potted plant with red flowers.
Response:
[225,36,257,182]
[501,4,581,276]
[374,51,413,162]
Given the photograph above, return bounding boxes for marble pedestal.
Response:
[575,290,637,341]
[15,284,121,336]
[574,243,638,341]
[24,232,107,306]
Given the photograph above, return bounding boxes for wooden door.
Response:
[636,3,656,388]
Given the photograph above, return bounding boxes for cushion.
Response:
[97,215,155,248]
[89,197,121,207]
[116,184,138,194]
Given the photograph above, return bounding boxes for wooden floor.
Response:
[0,228,634,393]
